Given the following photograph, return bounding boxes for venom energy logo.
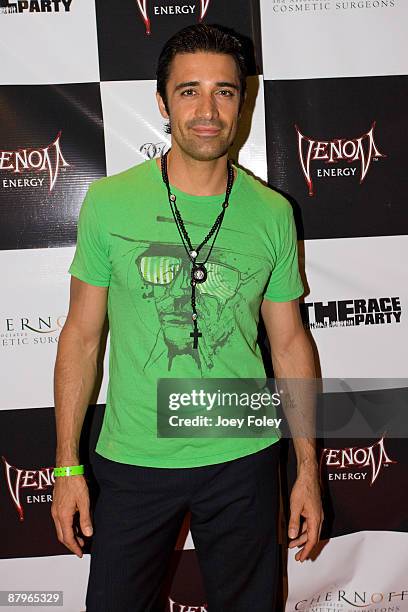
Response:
[169,599,207,612]
[2,456,55,521]
[136,0,211,34]
[0,131,69,192]
[295,121,386,196]
[321,437,397,486]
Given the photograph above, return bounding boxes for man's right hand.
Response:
[52,279,107,558]
[51,475,93,558]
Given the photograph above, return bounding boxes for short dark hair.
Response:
[156,23,248,118]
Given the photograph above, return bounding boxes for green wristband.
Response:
[54,465,85,477]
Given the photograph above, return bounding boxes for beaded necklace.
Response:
[160,150,235,348]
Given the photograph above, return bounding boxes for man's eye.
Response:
[218,90,234,96]
[181,89,196,96]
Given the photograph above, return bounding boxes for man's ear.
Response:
[156,91,169,120]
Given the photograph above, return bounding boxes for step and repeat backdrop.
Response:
[1,1,407,610]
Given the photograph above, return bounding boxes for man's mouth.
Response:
[191,126,221,136]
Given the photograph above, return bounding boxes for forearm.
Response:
[54,324,99,466]
[271,329,318,466]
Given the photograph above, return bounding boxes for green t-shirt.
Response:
[68,158,304,467]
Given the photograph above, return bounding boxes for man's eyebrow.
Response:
[174,81,240,92]
[216,81,240,90]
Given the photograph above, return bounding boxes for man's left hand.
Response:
[287,463,324,562]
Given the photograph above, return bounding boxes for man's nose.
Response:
[196,93,219,121]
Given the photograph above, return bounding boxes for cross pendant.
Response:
[190,327,202,349]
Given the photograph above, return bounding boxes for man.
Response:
[52,24,323,612]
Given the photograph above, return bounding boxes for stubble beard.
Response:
[170,122,236,162]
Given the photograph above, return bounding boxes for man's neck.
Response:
[155,147,234,196]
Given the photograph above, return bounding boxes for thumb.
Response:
[288,506,301,539]
[80,516,93,537]
[78,500,93,536]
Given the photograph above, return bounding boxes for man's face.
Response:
[156,51,243,161]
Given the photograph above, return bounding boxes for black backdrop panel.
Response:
[0,408,66,558]
[0,405,102,559]
[95,0,262,81]
[282,385,408,539]
[264,75,408,240]
[284,436,407,540]
[0,83,106,251]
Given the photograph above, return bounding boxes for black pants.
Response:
[86,442,281,612]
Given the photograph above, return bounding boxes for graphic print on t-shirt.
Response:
[67,160,302,465]
[110,227,269,373]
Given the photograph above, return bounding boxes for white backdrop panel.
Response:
[286,530,408,611]
[260,1,408,81]
[0,247,108,410]
[302,235,408,379]
[0,2,100,85]
[0,554,89,612]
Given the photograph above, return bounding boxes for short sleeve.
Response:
[68,186,111,287]
[263,207,304,302]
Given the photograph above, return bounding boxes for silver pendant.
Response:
[192,264,207,284]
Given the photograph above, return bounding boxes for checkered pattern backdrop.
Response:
[0,1,407,610]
